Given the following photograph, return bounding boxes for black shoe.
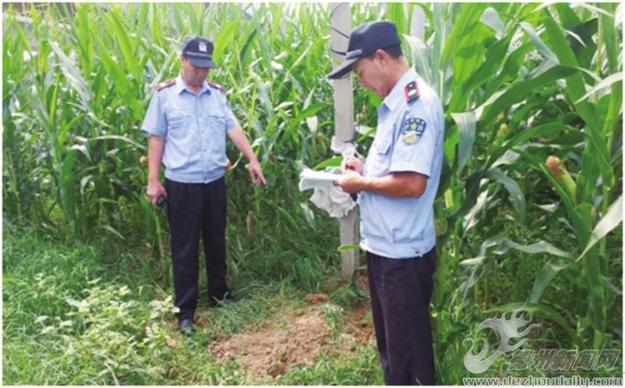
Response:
[178,318,194,335]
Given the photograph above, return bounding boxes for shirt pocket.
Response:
[205,111,227,155]
[367,138,392,177]
[206,112,226,133]
[166,111,190,134]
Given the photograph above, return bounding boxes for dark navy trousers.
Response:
[367,248,437,385]
[165,177,229,320]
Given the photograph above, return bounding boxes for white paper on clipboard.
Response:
[298,167,356,217]
[298,168,343,191]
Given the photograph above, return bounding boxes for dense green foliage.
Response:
[3,2,622,384]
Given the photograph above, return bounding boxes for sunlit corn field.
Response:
[3,2,623,385]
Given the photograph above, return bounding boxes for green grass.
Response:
[3,228,379,385]
[276,347,383,385]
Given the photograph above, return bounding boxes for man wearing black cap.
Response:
[141,36,266,335]
[332,21,444,385]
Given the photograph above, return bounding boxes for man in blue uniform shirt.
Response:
[331,21,444,385]
[141,36,266,334]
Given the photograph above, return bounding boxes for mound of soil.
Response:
[210,308,330,377]
[304,293,329,304]
[210,305,373,379]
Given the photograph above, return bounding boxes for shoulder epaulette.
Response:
[153,78,176,92]
[207,81,225,92]
[404,80,420,103]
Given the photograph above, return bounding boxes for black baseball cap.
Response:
[328,21,401,79]
[181,35,218,69]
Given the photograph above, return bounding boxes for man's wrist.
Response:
[358,176,370,192]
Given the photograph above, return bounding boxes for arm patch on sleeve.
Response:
[401,117,427,144]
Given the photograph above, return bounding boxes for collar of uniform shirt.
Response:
[174,74,211,96]
[381,67,418,112]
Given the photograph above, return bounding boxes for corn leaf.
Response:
[529,260,570,303]
[451,111,478,173]
[481,65,578,123]
[577,195,623,262]
[487,168,526,223]
[575,72,623,104]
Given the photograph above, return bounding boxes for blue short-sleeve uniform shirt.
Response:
[140,75,239,183]
[359,68,445,259]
